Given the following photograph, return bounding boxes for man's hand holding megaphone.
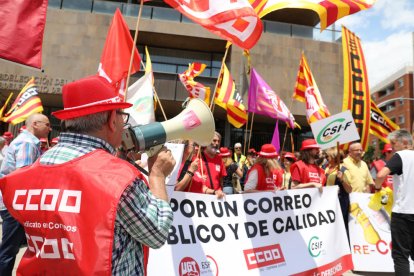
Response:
[147,146,176,202]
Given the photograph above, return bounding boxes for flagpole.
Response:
[124,0,144,101]
[209,44,231,110]
[243,112,250,153]
[248,112,255,150]
[281,97,294,152]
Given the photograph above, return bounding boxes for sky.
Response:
[337,0,414,89]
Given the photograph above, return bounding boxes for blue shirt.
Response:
[0,130,41,210]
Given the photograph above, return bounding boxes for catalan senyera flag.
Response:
[250,0,375,31]
[342,26,371,150]
[2,78,44,125]
[179,63,211,105]
[293,53,330,123]
[248,68,295,128]
[98,8,141,99]
[370,100,400,143]
[164,0,262,49]
[214,64,248,128]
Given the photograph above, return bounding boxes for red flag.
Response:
[179,63,211,105]
[0,0,48,69]
[98,8,141,97]
[164,0,262,50]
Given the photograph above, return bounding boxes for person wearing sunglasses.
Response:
[0,75,175,275]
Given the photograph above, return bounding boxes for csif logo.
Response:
[179,257,200,276]
[308,236,325,258]
[316,118,352,144]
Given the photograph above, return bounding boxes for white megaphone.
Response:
[121,98,215,153]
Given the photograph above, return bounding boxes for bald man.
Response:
[0,113,51,275]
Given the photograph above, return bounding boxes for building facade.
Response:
[370,66,414,154]
[0,0,344,151]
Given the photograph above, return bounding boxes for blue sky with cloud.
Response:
[337,0,414,88]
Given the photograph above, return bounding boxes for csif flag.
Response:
[370,100,399,143]
[164,0,263,49]
[98,8,141,99]
[214,64,248,128]
[293,53,330,123]
[248,68,295,128]
[2,78,44,125]
[250,0,376,31]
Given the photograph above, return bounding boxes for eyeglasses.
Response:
[116,110,130,124]
[35,121,51,127]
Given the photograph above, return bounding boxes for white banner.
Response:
[349,193,414,272]
[148,187,352,275]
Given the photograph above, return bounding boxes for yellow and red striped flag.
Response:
[250,0,376,31]
[370,100,399,143]
[2,77,44,125]
[293,53,330,123]
[215,64,247,128]
[179,62,211,105]
[342,26,371,150]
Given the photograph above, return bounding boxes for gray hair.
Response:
[388,129,413,145]
[64,111,110,133]
[214,131,222,141]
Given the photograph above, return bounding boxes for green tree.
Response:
[363,145,375,164]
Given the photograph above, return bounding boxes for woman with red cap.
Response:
[219,147,243,194]
[244,144,283,192]
[290,139,326,190]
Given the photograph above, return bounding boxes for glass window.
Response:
[152,6,181,21]
[292,24,313,39]
[398,78,404,88]
[399,115,405,124]
[265,21,291,36]
[93,0,122,15]
[62,0,92,11]
[49,0,61,8]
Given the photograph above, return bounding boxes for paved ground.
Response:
[1,221,396,275]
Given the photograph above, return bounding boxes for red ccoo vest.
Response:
[247,163,283,190]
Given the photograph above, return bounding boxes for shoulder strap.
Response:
[201,152,214,189]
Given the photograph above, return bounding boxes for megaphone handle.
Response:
[146,145,164,158]
[126,157,149,176]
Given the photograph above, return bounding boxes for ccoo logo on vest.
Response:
[310,110,360,150]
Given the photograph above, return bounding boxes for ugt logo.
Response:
[179,257,200,276]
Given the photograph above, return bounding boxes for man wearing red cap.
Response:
[370,143,394,190]
[0,75,175,275]
[0,113,51,275]
[290,139,326,190]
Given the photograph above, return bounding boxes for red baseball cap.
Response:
[219,147,231,157]
[382,143,393,154]
[52,75,132,120]
[258,144,278,158]
[284,152,297,161]
[300,139,320,151]
[2,131,13,139]
[51,137,59,144]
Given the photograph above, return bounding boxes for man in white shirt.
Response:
[375,130,414,275]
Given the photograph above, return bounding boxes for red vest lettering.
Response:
[0,150,140,275]
[247,164,283,190]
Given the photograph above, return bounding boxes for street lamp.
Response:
[377,97,414,108]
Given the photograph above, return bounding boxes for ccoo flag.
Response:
[342,26,371,150]
[98,8,141,99]
[164,0,262,49]
[370,100,400,143]
[248,68,295,128]
[2,78,44,125]
[293,53,330,123]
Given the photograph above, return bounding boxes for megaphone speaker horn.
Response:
[122,99,215,151]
